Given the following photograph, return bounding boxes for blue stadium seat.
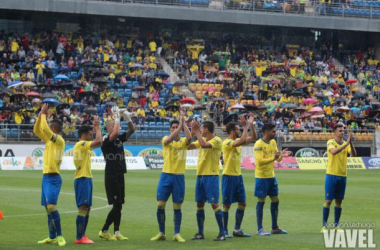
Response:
[159,98,165,105]
[156,122,163,130]
[180,131,185,138]
[127,81,133,89]
[163,122,170,127]
[11,128,19,138]
[148,130,156,139]
[163,130,170,137]
[119,129,126,135]
[124,97,129,103]
[125,90,132,97]
[2,128,9,138]
[118,89,124,94]
[133,81,139,88]
[120,121,127,129]
[154,130,162,139]
[135,130,142,139]
[149,121,157,130]
[70,72,78,79]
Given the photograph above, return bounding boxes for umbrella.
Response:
[93,70,109,76]
[133,86,146,91]
[42,98,59,106]
[26,92,40,97]
[130,64,143,68]
[83,107,98,115]
[179,98,195,105]
[92,77,108,84]
[174,81,186,86]
[361,105,372,110]
[0,86,13,94]
[55,83,73,89]
[294,106,307,112]
[345,79,357,84]
[204,87,215,92]
[334,97,347,103]
[221,88,234,94]
[296,84,309,90]
[257,105,267,110]
[155,72,170,78]
[8,81,23,88]
[310,107,323,113]
[243,94,254,100]
[22,81,36,87]
[79,91,99,98]
[223,113,239,125]
[54,74,70,81]
[57,103,70,110]
[290,91,303,96]
[231,104,246,110]
[311,114,325,118]
[243,104,257,111]
[337,106,350,112]
[70,102,82,107]
[181,103,193,108]
[350,99,361,105]
[105,102,117,106]
[12,92,25,97]
[353,93,365,99]
[303,98,316,104]
[300,112,312,119]
[213,97,225,102]
[41,93,55,98]
[315,93,325,99]
[32,98,41,103]
[313,84,324,89]
[324,91,334,96]
[165,105,180,111]
[194,106,207,111]
[283,103,298,109]
[111,93,123,98]
[347,119,362,126]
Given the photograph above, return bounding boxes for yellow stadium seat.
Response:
[300,132,308,141]
[189,83,196,92]
[196,84,202,91]
[215,84,223,91]
[209,84,215,89]
[196,91,203,100]
[202,83,209,90]
[293,132,301,141]
[214,91,221,97]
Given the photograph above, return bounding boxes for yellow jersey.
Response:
[326,139,351,177]
[253,139,282,178]
[222,139,242,176]
[193,136,222,176]
[73,141,93,179]
[33,114,65,174]
[162,136,188,174]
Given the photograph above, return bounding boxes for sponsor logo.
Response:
[295,148,320,158]
[368,158,380,169]
[31,148,44,157]
[323,229,376,248]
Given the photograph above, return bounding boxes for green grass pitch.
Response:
[0,170,378,250]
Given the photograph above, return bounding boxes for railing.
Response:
[80,0,380,20]
[0,123,376,145]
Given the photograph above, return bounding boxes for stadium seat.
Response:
[156,122,163,130]
[159,97,165,105]
[142,131,149,139]
[127,81,133,89]
[11,128,19,138]
[118,89,124,95]
[125,90,132,97]
[120,121,127,129]
[148,130,156,139]
[189,83,196,91]
[163,122,170,128]
[135,130,142,139]
[133,81,139,88]
[149,122,157,130]
[2,128,10,138]
[119,129,126,135]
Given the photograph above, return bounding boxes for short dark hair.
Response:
[202,121,215,133]
[50,119,63,134]
[170,120,179,128]
[333,124,344,131]
[262,123,275,133]
[78,125,93,139]
[226,122,237,135]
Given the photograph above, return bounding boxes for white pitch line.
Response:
[1,188,110,218]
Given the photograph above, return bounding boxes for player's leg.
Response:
[322,174,335,233]
[38,176,57,244]
[151,173,171,241]
[233,175,250,237]
[333,176,346,231]
[221,175,232,237]
[269,177,286,234]
[192,176,206,240]
[75,178,94,244]
[206,176,225,241]
[100,175,118,241]
[255,178,269,236]
[172,175,185,242]
[113,175,128,240]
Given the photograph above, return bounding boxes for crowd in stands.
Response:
[0,29,379,142]
[167,34,380,136]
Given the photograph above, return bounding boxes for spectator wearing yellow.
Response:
[149,40,157,53]
[152,99,159,109]
[158,107,166,118]
[137,106,146,117]
[14,111,24,124]
[11,39,19,54]
[190,63,199,73]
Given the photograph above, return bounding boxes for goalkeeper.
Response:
[99,107,136,241]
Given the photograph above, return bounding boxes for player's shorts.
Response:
[105,174,125,205]
[157,172,185,203]
[195,175,219,203]
[325,174,347,200]
[74,177,93,208]
[254,177,279,198]
[222,175,246,205]
[41,174,62,206]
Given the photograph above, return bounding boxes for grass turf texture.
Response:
[0,170,378,250]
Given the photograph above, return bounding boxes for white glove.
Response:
[119,108,132,123]
[111,106,120,123]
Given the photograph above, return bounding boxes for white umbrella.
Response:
[311,114,325,118]
[23,81,36,87]
[181,103,193,108]
[231,104,246,110]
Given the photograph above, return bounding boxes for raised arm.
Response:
[108,107,120,142]
[328,136,350,156]
[192,120,213,148]
[120,109,136,142]
[90,116,102,149]
[33,112,49,142]
[246,115,257,144]
[164,116,183,145]
[349,134,357,157]
[254,146,280,166]
[182,117,192,145]
[232,115,248,147]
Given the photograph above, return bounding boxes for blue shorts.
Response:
[195,175,220,203]
[74,177,93,208]
[157,172,185,203]
[254,177,279,198]
[222,175,246,205]
[325,174,347,200]
[41,174,62,206]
